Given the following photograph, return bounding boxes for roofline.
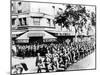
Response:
[11,12,54,19]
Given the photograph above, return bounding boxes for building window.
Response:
[23,18,27,25]
[18,2,22,13]
[11,3,14,12]
[18,18,27,26]
[33,18,40,25]
[18,10,22,14]
[12,18,16,25]
[19,18,22,26]
[47,18,51,26]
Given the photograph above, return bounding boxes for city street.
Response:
[12,52,95,73]
[67,52,95,70]
[11,1,96,74]
[12,56,38,73]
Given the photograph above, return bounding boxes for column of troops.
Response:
[35,40,95,72]
[12,39,95,73]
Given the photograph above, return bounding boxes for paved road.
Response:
[67,52,95,70]
[12,57,37,73]
[12,52,95,74]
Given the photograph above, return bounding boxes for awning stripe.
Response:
[16,31,56,43]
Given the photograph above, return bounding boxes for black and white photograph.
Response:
[11,0,96,75]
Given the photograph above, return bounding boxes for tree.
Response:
[55,4,88,42]
[91,12,96,26]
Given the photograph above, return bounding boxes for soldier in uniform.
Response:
[44,54,51,72]
[52,49,59,71]
[72,49,77,63]
[36,53,43,73]
[62,49,70,70]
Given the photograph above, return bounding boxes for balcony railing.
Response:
[12,25,55,30]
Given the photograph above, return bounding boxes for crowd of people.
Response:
[15,43,48,57]
[12,38,95,73]
[35,39,95,72]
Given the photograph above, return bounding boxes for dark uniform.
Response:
[36,53,43,73]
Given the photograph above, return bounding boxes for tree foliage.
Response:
[55,4,88,30]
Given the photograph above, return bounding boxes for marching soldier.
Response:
[52,49,59,71]
[72,49,77,63]
[36,53,43,73]
[44,54,51,72]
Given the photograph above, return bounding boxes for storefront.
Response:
[15,30,56,44]
[45,30,75,42]
[12,31,28,44]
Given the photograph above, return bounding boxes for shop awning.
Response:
[46,30,71,36]
[27,31,44,37]
[16,31,56,43]
[12,31,27,38]
[17,32,29,40]
[43,31,56,42]
[27,30,56,39]
[16,32,29,43]
[43,31,56,39]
